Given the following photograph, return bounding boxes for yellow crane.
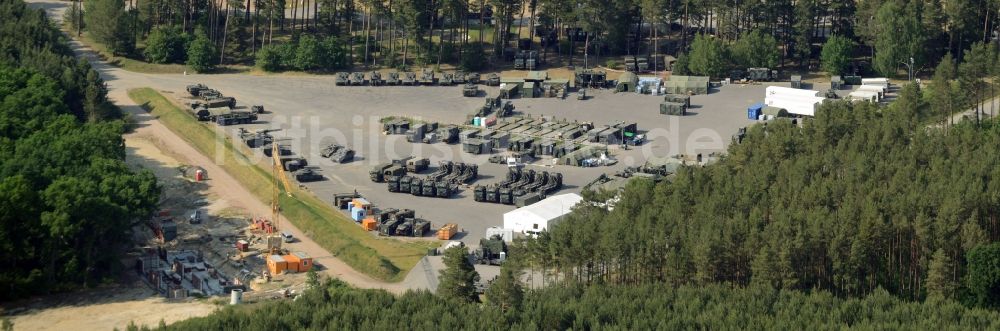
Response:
[269,142,293,253]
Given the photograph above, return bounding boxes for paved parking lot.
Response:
[149,73,844,245]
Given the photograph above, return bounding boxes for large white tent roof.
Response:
[503,193,583,233]
[764,86,826,116]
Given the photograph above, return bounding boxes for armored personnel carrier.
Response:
[186,84,208,96]
[402,72,417,85]
[439,72,454,86]
[419,70,435,85]
[335,72,349,85]
[386,72,401,85]
[462,83,479,97]
[485,73,500,86]
[294,168,323,182]
[349,72,366,85]
[369,71,384,86]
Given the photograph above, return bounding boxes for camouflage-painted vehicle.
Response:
[369,71,384,86]
[485,73,500,86]
[453,71,467,84]
[294,168,323,182]
[468,72,482,84]
[462,83,479,97]
[439,72,454,86]
[349,72,366,85]
[386,72,401,85]
[335,72,349,86]
[419,70,435,85]
[402,72,417,85]
[186,84,208,96]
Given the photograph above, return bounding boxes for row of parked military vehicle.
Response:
[382,161,480,198]
[335,70,502,87]
[473,168,563,207]
[185,84,261,126]
[237,128,356,183]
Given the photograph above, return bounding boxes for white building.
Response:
[764,86,826,116]
[503,193,583,235]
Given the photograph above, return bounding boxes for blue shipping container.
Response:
[747,103,764,120]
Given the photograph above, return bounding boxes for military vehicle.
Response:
[513,50,540,70]
[386,176,401,192]
[453,71,467,84]
[370,163,393,182]
[186,84,209,96]
[380,219,404,236]
[462,83,479,97]
[250,105,265,114]
[410,178,425,196]
[468,72,482,84]
[191,97,236,110]
[199,89,223,99]
[412,219,431,237]
[335,72,349,85]
[394,220,413,236]
[399,176,414,192]
[215,111,257,125]
[436,181,456,198]
[402,72,417,85]
[330,148,354,163]
[294,168,323,182]
[421,180,436,196]
[333,192,361,209]
[746,68,778,81]
[474,235,507,265]
[263,144,291,157]
[473,185,487,201]
[239,128,281,148]
[574,69,607,88]
[280,157,308,172]
[440,126,460,144]
[514,192,543,207]
[349,72,366,85]
[497,101,515,117]
[406,158,429,173]
[439,72,454,86]
[660,102,687,116]
[369,71,384,86]
[419,70,435,85]
[824,88,839,99]
[386,72,401,85]
[485,73,500,86]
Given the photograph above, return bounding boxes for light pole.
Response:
[900,57,914,82]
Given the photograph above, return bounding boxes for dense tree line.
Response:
[0,0,160,300]
[154,279,1000,330]
[510,80,1000,305]
[73,0,999,76]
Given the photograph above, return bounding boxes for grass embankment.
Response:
[127,88,435,282]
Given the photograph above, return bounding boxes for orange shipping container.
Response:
[284,251,313,273]
[362,217,378,231]
[267,254,288,275]
[437,223,458,240]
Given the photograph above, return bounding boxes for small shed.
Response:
[615,72,639,92]
[831,76,843,90]
[500,84,519,98]
[790,75,803,89]
[522,82,536,98]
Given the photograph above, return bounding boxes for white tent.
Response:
[764,86,826,116]
[862,78,889,89]
[503,193,583,234]
[848,90,880,103]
